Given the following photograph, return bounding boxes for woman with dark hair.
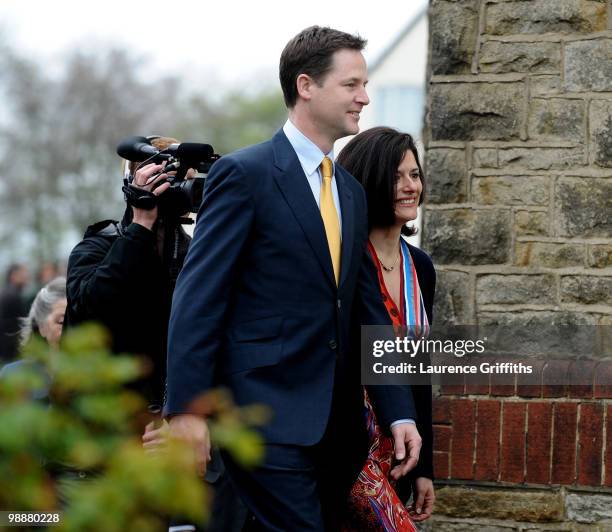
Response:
[338,127,435,530]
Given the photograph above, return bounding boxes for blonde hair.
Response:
[125,136,180,175]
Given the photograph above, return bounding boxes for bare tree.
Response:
[0,48,183,264]
[0,41,285,269]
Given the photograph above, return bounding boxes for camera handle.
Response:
[122,183,158,210]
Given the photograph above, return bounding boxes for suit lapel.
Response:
[272,130,336,287]
[335,166,354,289]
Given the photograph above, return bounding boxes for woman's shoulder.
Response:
[0,360,19,377]
[0,359,33,379]
[0,359,50,401]
[402,237,435,272]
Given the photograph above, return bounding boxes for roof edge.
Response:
[369,6,428,74]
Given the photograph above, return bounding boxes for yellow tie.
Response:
[320,156,341,285]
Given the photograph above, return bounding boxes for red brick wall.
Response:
[433,369,612,487]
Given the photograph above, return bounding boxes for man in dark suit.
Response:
[166,26,422,530]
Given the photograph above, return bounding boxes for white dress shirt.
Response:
[282,119,342,233]
[283,119,414,430]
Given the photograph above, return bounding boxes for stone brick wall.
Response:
[422,0,612,529]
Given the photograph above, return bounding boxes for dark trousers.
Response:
[169,449,249,532]
[206,450,249,532]
[222,388,368,532]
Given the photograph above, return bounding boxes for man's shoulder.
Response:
[220,136,273,161]
[69,220,120,261]
[207,137,278,186]
[83,219,121,239]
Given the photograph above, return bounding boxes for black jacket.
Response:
[65,214,190,404]
[0,284,27,362]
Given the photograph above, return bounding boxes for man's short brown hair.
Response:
[279,26,367,108]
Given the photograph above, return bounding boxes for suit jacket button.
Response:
[328,339,337,350]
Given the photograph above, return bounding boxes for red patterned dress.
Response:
[343,239,428,532]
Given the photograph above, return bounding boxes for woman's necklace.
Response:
[376,246,400,272]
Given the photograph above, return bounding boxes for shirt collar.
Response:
[283,119,334,177]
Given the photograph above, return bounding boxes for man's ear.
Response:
[296,73,315,102]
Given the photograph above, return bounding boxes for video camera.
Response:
[117,135,220,217]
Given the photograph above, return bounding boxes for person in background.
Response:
[337,126,436,530]
[0,263,31,363]
[64,136,190,417]
[64,137,246,532]
[25,261,62,307]
[19,276,66,350]
[0,276,66,399]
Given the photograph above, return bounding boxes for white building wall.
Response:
[359,13,428,132]
[336,12,428,247]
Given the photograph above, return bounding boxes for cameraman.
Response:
[64,136,247,532]
[65,136,190,410]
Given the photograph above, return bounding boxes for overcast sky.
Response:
[2,0,428,87]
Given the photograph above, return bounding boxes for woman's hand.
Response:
[407,476,435,521]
